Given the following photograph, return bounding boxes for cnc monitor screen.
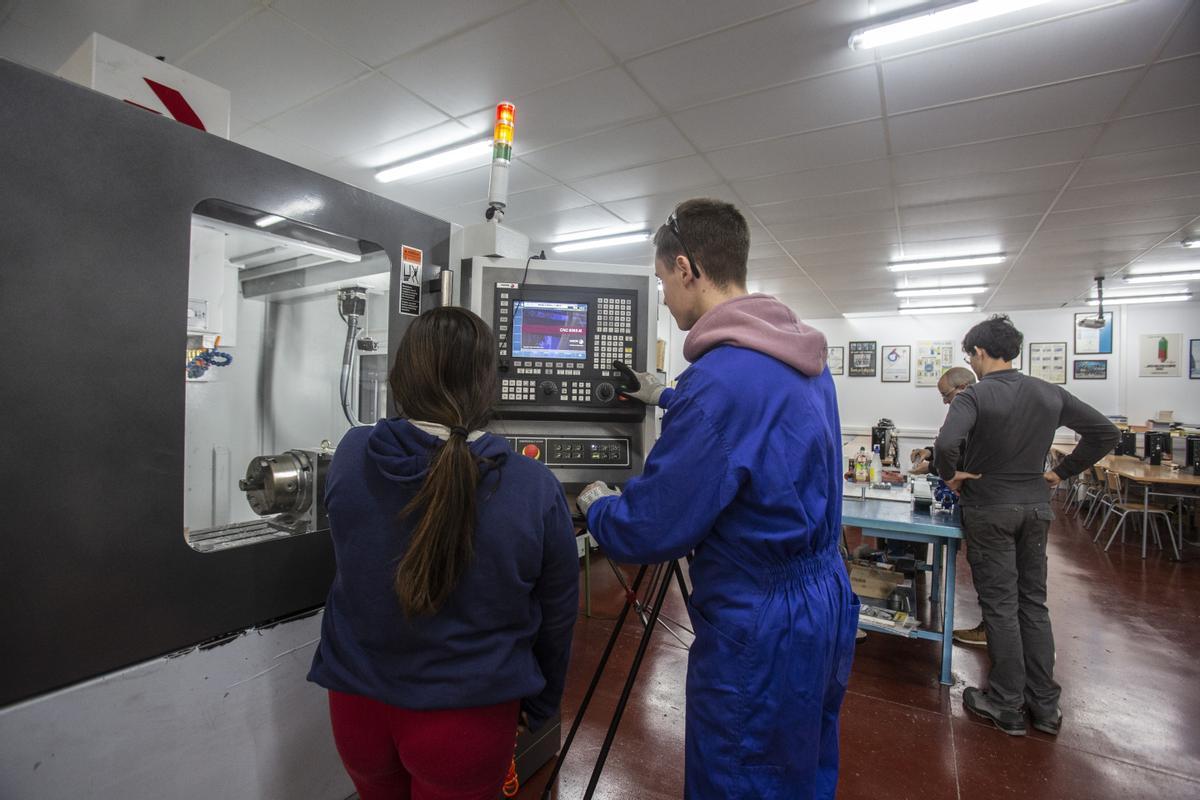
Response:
[512,301,588,360]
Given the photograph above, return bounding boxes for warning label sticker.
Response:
[399,246,422,316]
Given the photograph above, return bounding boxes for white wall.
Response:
[660,297,1200,441]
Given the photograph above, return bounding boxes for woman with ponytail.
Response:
[308,307,578,800]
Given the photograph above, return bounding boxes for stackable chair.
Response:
[1095,471,1178,559]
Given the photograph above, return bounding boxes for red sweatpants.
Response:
[328,690,520,800]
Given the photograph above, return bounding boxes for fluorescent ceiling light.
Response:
[1182,237,1199,249]
[1123,271,1200,284]
[1088,294,1192,306]
[375,137,490,183]
[888,253,1006,272]
[842,311,892,319]
[849,1,1054,50]
[255,214,285,228]
[552,232,651,253]
[894,285,987,298]
[898,305,978,315]
[553,223,650,244]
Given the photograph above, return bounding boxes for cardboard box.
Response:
[849,563,906,600]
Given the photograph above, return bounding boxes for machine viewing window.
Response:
[512,301,588,360]
[184,200,390,553]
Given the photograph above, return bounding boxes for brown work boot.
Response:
[953,622,987,646]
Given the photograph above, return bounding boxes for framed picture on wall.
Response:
[1073,359,1107,380]
[1190,339,1199,379]
[827,346,844,375]
[1074,311,1114,354]
[1029,342,1067,384]
[881,345,911,382]
[1139,333,1182,377]
[848,341,877,377]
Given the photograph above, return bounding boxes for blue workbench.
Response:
[842,497,963,685]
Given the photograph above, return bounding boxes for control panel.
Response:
[506,436,631,468]
[493,282,640,417]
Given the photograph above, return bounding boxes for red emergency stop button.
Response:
[521,443,541,460]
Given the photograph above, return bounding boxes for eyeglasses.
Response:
[666,212,701,280]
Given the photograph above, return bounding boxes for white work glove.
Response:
[613,361,665,405]
[577,481,621,515]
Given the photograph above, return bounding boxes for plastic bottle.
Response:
[854,447,869,483]
[870,445,883,484]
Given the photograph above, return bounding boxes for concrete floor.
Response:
[517,503,1200,799]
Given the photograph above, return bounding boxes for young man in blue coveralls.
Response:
[577,198,860,800]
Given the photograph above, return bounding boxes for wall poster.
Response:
[1139,333,1182,377]
[1029,342,1067,384]
[915,339,955,386]
[881,345,911,383]
[827,346,844,376]
[1191,339,1200,380]
[1074,311,1114,354]
[1073,359,1107,380]
[848,341,877,377]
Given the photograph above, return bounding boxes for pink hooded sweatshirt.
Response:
[683,293,828,376]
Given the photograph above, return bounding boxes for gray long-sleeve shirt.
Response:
[934,369,1119,506]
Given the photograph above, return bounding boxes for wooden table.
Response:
[1052,445,1200,558]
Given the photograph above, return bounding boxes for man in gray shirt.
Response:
[935,315,1118,737]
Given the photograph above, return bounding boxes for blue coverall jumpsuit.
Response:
[587,344,859,800]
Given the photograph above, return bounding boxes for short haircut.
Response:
[941,366,977,388]
[962,314,1023,361]
[653,198,750,288]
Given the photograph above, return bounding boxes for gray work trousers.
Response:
[961,503,1061,717]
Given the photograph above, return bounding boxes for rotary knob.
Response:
[595,382,616,402]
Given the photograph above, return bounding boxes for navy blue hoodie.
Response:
[307,418,579,730]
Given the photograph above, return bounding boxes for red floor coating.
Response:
[518,504,1200,799]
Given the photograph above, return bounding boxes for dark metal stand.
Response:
[540,558,691,800]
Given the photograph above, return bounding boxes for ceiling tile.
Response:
[566,156,720,204]
[564,0,809,61]
[272,0,524,67]
[748,256,807,278]
[896,164,1077,206]
[733,160,892,206]
[707,120,887,181]
[751,188,895,224]
[520,118,693,182]
[1029,217,1195,246]
[262,74,448,158]
[890,127,1099,184]
[502,184,595,222]
[670,67,882,151]
[382,0,613,117]
[457,68,660,154]
[234,126,336,172]
[627,1,873,111]
[1042,196,1200,229]
[900,191,1057,227]
[1093,106,1200,155]
[1072,143,1200,187]
[372,160,554,211]
[342,121,482,170]
[888,71,1138,154]
[1119,54,1200,116]
[881,0,1177,113]
[179,10,367,124]
[603,184,743,224]
[770,213,899,243]
[516,204,626,243]
[1055,172,1200,212]
[900,217,1041,244]
[0,0,258,73]
[1159,0,1200,59]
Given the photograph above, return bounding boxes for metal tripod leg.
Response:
[582,560,688,800]
[539,564,650,800]
[540,560,690,800]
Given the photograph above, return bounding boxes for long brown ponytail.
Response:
[389,307,499,616]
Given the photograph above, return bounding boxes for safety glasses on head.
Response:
[666,212,701,280]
